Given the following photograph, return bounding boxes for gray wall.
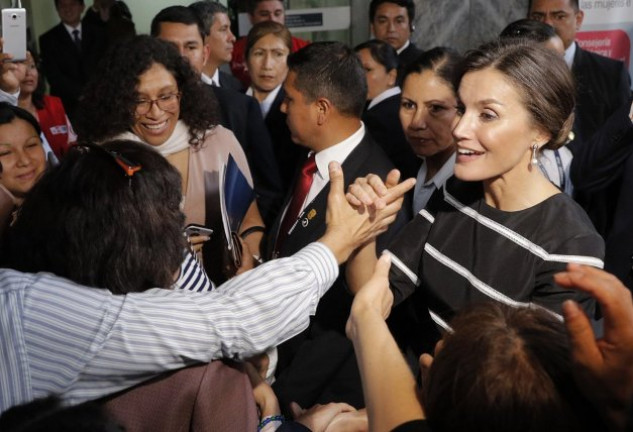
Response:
[411,0,529,53]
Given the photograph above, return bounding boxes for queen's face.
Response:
[0,118,46,198]
[452,67,549,184]
[247,33,290,94]
[131,63,181,147]
[399,70,458,159]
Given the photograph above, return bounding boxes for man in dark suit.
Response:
[369,0,423,83]
[39,0,105,121]
[264,42,410,413]
[570,99,633,291]
[528,0,631,148]
[152,6,283,226]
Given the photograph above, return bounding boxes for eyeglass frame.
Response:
[134,92,181,116]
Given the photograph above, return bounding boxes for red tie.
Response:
[276,153,317,251]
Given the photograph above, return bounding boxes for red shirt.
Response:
[230,35,309,89]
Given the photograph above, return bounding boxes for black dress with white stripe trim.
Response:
[387,177,604,335]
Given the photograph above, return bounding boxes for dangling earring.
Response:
[530,143,539,170]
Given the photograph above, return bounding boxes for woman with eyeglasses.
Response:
[76,36,264,282]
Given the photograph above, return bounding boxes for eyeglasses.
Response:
[134,93,181,115]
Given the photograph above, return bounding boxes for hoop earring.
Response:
[530,143,539,170]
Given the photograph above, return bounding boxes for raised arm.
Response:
[346,254,425,431]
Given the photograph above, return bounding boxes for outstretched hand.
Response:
[321,163,414,264]
[346,253,394,341]
[555,264,633,430]
[346,169,413,211]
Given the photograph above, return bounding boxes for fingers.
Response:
[290,401,305,419]
[562,299,602,369]
[373,252,392,279]
[328,161,344,197]
[555,264,633,332]
[384,169,402,188]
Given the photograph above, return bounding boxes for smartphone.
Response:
[184,224,214,237]
[2,8,27,61]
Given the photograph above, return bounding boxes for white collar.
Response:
[313,123,365,182]
[564,41,576,69]
[396,39,410,55]
[248,84,282,117]
[63,22,82,37]
[368,87,401,110]
[112,120,192,157]
[201,70,220,87]
[417,153,456,188]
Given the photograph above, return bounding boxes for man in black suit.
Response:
[264,42,410,413]
[152,6,283,226]
[528,0,631,147]
[39,0,105,121]
[369,0,423,82]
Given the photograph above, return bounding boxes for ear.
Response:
[315,98,331,125]
[533,128,551,148]
[202,42,211,68]
[575,9,584,31]
[387,68,398,87]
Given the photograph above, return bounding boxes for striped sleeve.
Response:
[173,250,215,292]
[16,242,337,406]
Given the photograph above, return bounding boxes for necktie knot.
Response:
[72,29,81,51]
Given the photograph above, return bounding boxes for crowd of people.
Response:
[0,0,632,431]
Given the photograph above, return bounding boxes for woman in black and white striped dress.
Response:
[346,40,604,344]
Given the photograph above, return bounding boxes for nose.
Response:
[543,14,554,26]
[228,29,236,43]
[15,149,31,167]
[452,111,471,141]
[262,53,273,69]
[408,109,427,130]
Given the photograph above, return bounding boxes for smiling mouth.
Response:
[457,148,484,156]
[142,120,169,133]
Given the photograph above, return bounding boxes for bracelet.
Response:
[257,414,285,432]
[240,225,266,239]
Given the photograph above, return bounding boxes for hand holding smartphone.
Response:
[2,8,26,62]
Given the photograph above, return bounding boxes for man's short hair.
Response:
[528,0,579,12]
[369,0,415,23]
[190,1,229,33]
[246,0,286,16]
[54,0,85,7]
[151,5,207,40]
[287,42,367,118]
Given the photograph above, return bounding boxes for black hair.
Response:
[1,140,186,294]
[75,35,219,147]
[151,5,207,40]
[54,0,84,7]
[287,42,367,118]
[369,0,415,26]
[402,46,463,94]
[246,0,285,15]
[500,19,559,43]
[0,102,41,136]
[528,0,579,12]
[189,1,229,33]
[354,39,400,72]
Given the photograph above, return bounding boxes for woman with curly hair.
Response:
[76,35,264,282]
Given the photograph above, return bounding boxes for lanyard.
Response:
[538,149,566,191]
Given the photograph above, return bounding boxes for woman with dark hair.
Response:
[16,52,76,159]
[355,39,418,180]
[0,102,47,234]
[75,35,265,282]
[344,257,606,431]
[500,19,573,195]
[245,21,305,192]
[347,40,603,343]
[1,140,209,294]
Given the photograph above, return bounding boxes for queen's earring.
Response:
[530,144,539,170]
